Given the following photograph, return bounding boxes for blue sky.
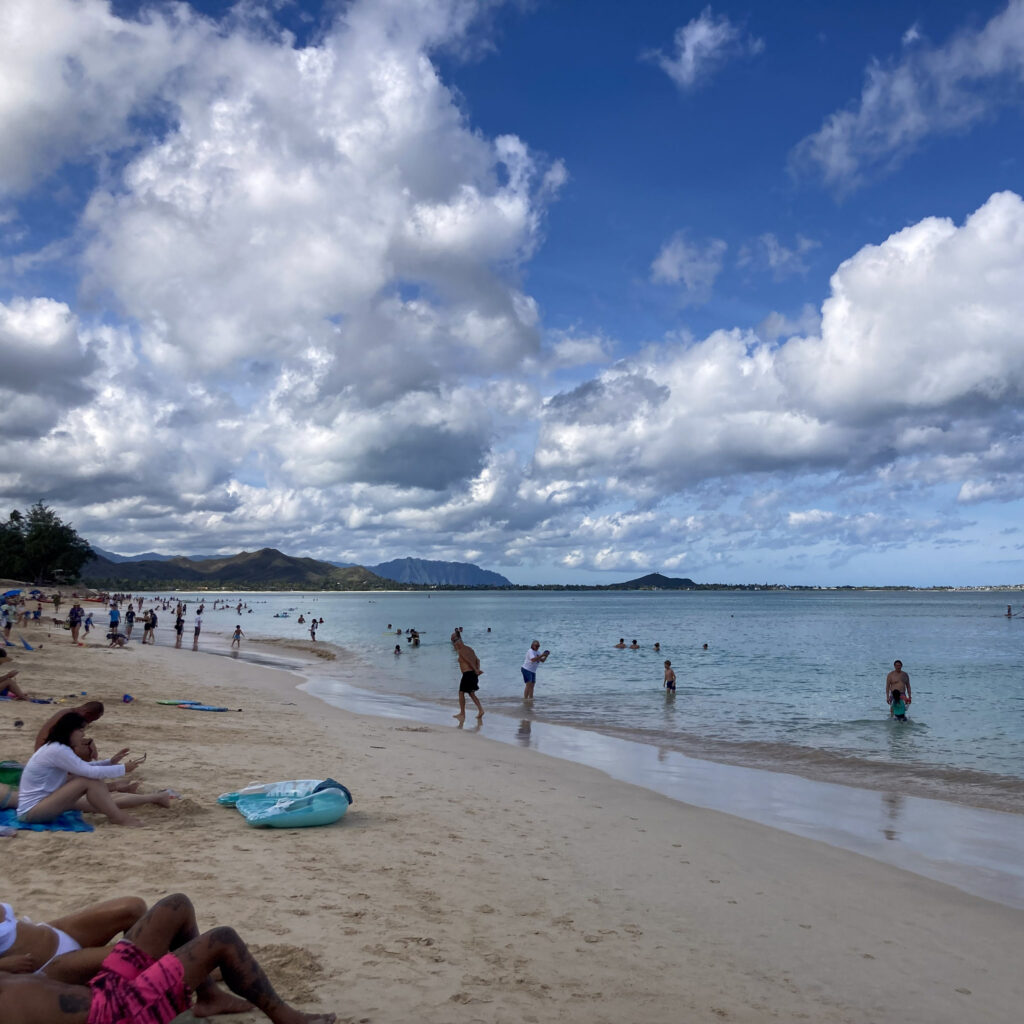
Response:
[2,0,1024,585]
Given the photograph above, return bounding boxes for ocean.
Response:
[155,588,1024,805]
[146,586,1024,907]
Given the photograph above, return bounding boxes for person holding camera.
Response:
[521,640,550,700]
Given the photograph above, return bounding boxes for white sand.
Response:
[2,625,1023,1024]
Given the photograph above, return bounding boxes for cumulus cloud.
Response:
[0,0,204,195]
[792,0,1024,192]
[3,2,1024,581]
[0,298,95,435]
[539,191,1024,517]
[648,7,763,91]
[650,231,727,305]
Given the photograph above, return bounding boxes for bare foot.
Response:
[477,711,485,718]
[453,713,465,720]
[194,989,253,1017]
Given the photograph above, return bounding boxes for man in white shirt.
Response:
[521,640,549,700]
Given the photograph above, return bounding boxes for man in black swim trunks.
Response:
[454,639,484,721]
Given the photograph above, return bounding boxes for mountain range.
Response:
[83,548,512,589]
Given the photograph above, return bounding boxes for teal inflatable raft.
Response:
[218,779,352,829]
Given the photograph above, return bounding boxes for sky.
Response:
[2,1,1024,586]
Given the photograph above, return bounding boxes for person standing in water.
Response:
[521,640,549,700]
[663,660,676,693]
[885,660,911,717]
[454,638,484,721]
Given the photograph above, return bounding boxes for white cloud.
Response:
[650,231,727,305]
[902,23,922,47]
[737,233,819,278]
[756,304,821,342]
[540,192,1024,506]
[0,298,95,435]
[3,2,1024,580]
[648,7,763,91]
[792,0,1024,192]
[0,0,205,196]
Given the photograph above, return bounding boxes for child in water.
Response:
[231,625,245,648]
[890,691,908,722]
[663,660,676,693]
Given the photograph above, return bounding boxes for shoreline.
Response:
[158,626,1024,818]
[3,629,1024,1021]
[173,631,1024,908]
[219,631,1024,815]
[298,672,1024,910]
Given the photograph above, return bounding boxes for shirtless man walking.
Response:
[454,638,484,721]
[885,659,912,717]
[0,892,335,1024]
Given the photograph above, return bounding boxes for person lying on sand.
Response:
[17,713,173,827]
[0,897,145,983]
[0,893,336,1024]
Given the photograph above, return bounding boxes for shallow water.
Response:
[144,588,1024,907]
[155,588,1024,808]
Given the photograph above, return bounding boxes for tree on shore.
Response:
[0,502,93,583]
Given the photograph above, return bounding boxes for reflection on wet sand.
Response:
[882,791,904,841]
[301,675,1024,910]
[516,719,532,747]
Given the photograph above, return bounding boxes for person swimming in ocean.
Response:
[663,660,676,693]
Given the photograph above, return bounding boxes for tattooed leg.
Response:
[174,927,335,1024]
[120,894,251,1016]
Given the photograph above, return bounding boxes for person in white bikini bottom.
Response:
[0,897,146,982]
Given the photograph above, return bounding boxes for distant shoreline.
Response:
[76,581,1024,593]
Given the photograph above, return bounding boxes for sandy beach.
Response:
[2,620,1023,1024]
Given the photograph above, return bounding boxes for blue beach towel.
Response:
[0,808,94,833]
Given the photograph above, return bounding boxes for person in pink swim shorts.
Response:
[0,893,336,1024]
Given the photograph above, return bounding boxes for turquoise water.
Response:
[154,589,1024,806]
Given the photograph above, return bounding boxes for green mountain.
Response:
[81,547,390,591]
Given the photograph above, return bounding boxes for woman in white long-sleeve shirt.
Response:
[17,712,174,827]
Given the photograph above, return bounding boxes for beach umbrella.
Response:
[2,589,20,598]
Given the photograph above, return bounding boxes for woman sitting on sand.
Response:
[0,650,28,701]
[16,713,175,828]
[0,896,145,982]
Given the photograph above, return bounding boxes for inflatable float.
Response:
[218,778,352,828]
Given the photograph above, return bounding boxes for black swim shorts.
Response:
[459,670,479,693]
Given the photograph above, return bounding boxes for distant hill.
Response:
[608,572,698,590]
[92,547,222,563]
[92,547,176,563]
[81,548,390,591]
[369,557,511,587]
